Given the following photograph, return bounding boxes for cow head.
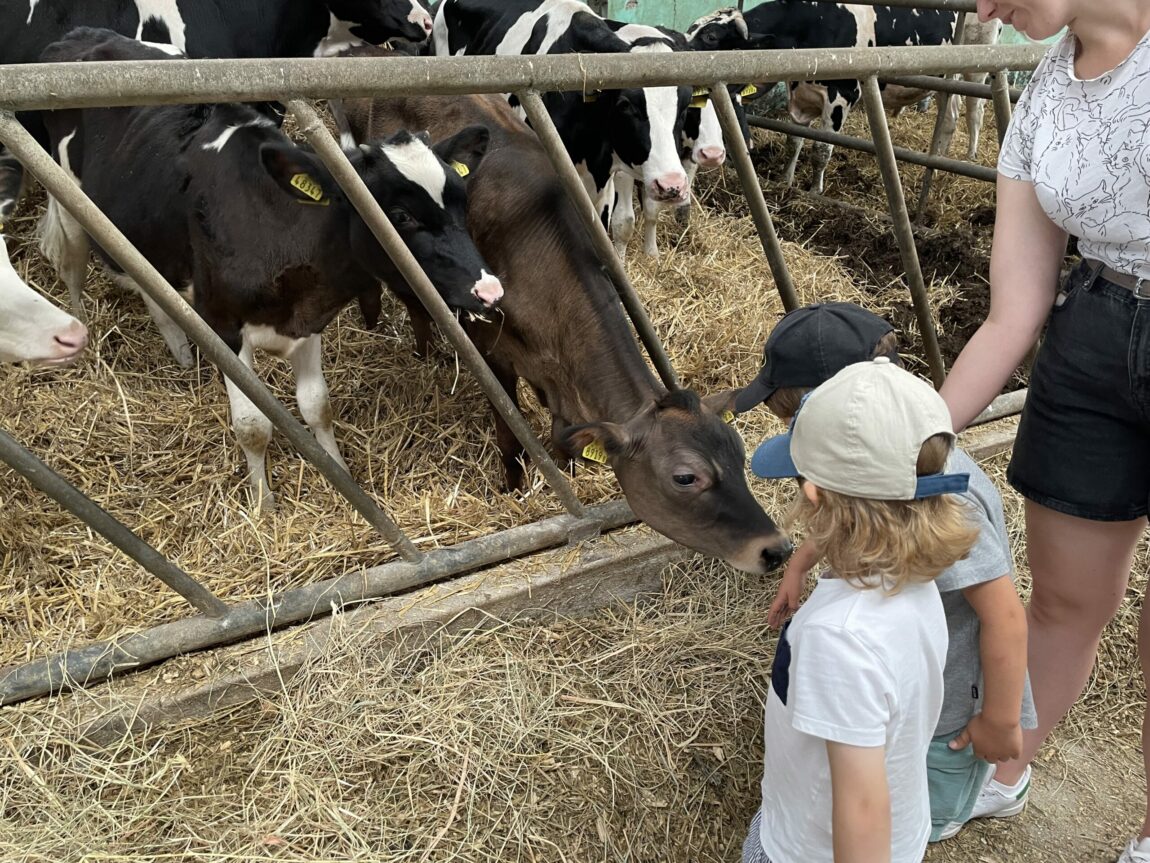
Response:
[608,84,692,205]
[0,234,88,366]
[559,389,793,574]
[260,125,502,316]
[685,7,750,50]
[681,95,726,168]
[326,0,434,44]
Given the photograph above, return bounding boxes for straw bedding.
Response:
[0,106,1146,862]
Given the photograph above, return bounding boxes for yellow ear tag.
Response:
[690,86,709,109]
[290,172,328,205]
[450,160,470,178]
[581,440,609,464]
[739,84,758,98]
[689,95,708,109]
[722,410,736,424]
[583,90,600,103]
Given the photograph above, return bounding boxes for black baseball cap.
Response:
[734,303,896,413]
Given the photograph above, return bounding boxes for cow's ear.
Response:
[432,124,491,178]
[701,389,739,424]
[558,421,631,464]
[258,142,333,206]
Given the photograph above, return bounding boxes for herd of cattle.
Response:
[0,0,997,575]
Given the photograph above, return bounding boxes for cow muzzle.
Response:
[471,271,504,309]
[648,172,689,204]
[695,146,726,168]
[40,319,89,366]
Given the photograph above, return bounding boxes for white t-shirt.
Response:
[758,577,947,863]
[998,28,1150,281]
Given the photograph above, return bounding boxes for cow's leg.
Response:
[0,148,24,223]
[609,173,636,258]
[109,273,196,368]
[782,135,803,187]
[640,187,662,258]
[223,337,275,512]
[809,142,833,195]
[37,192,91,322]
[289,332,348,473]
[964,83,988,161]
[398,292,434,358]
[491,361,527,492]
[676,159,699,226]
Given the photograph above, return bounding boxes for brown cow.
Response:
[342,61,792,574]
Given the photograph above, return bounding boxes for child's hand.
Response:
[768,576,802,629]
[768,546,814,629]
[948,713,1023,763]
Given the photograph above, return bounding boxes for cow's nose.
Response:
[761,537,794,573]
[54,321,89,352]
[652,173,688,203]
[422,15,433,33]
[471,272,503,307]
[698,146,725,167]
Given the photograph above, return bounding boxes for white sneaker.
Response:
[969,764,1031,820]
[1117,837,1150,863]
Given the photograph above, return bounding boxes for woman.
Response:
[940,0,1150,859]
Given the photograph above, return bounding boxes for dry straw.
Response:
[0,107,1146,863]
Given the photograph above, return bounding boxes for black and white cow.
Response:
[38,29,501,509]
[0,232,87,366]
[686,4,1001,193]
[433,0,692,224]
[0,0,435,223]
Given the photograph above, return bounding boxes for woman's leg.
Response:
[994,501,1146,786]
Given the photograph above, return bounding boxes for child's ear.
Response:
[557,421,630,463]
[800,479,820,506]
[258,142,334,205]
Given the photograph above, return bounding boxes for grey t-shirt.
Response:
[933,448,1038,738]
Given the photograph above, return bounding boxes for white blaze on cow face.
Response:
[133,0,187,52]
[0,235,88,366]
[693,100,725,168]
[26,0,40,25]
[380,138,448,208]
[620,43,688,205]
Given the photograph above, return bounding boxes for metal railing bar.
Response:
[516,89,680,390]
[803,0,976,9]
[859,76,947,388]
[969,388,1026,427]
[710,83,799,313]
[286,99,588,518]
[884,74,1022,102]
[0,111,424,562]
[0,428,230,618]
[990,70,1014,147]
[0,45,1048,112]
[0,499,635,704]
[746,115,997,183]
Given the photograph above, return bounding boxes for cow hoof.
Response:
[173,344,196,369]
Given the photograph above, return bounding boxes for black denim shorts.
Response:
[1008,261,1150,521]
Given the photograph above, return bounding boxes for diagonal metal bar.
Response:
[516,89,680,390]
[0,111,423,562]
[0,428,230,618]
[710,83,799,313]
[859,76,947,388]
[286,100,588,518]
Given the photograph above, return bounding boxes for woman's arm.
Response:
[940,175,1068,431]
[827,741,891,863]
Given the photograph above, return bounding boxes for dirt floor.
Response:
[1,101,1145,862]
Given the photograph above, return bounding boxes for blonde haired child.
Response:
[742,357,976,863]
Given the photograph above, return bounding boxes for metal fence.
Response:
[0,40,1046,704]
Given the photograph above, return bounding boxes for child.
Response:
[738,303,1035,845]
[741,357,977,862]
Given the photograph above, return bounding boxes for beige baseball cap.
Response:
[750,357,969,500]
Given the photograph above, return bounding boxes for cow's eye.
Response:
[390,210,414,227]
[673,473,696,487]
